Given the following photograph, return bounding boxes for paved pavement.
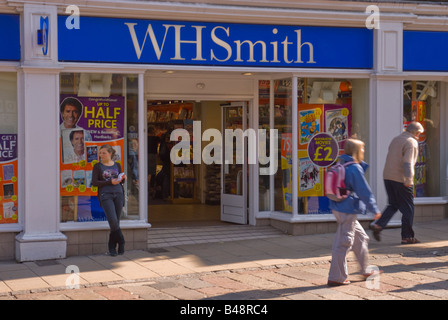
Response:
[0,219,447,304]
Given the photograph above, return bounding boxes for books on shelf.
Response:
[147,106,193,123]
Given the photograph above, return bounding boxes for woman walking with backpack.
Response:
[327,138,382,286]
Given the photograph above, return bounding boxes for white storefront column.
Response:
[370,22,404,218]
[15,4,66,261]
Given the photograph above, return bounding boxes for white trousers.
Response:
[328,210,370,283]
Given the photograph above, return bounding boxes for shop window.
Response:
[59,73,140,222]
[298,78,369,214]
[403,81,440,197]
[258,80,270,211]
[259,77,370,215]
[274,79,293,213]
[0,73,18,224]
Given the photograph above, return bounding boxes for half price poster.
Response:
[59,95,125,221]
[0,134,18,224]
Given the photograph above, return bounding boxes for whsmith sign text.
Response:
[58,16,372,68]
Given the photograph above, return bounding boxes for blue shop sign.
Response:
[0,14,20,61]
[58,16,373,69]
[404,31,448,71]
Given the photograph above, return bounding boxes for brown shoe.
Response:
[362,270,383,279]
[401,237,420,244]
[327,280,351,287]
[369,223,382,241]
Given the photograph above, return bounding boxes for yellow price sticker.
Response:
[11,176,17,182]
[11,195,17,201]
[79,160,87,167]
[341,108,349,117]
[78,185,86,192]
[314,183,322,192]
[92,160,99,166]
[314,108,322,118]
[91,186,98,192]
[66,185,74,192]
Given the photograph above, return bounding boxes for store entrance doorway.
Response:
[146,100,248,227]
[221,102,248,224]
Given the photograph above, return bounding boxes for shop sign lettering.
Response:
[125,23,315,64]
[0,135,17,161]
[58,17,373,68]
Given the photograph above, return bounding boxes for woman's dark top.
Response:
[92,162,125,205]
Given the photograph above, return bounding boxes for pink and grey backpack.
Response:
[324,161,355,202]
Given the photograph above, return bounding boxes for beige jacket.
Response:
[383,131,419,185]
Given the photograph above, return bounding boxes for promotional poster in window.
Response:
[282,104,352,214]
[59,95,125,222]
[0,134,18,224]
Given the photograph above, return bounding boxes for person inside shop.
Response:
[92,144,127,256]
[128,138,139,200]
[327,138,382,287]
[155,123,174,200]
[69,129,85,163]
[60,97,92,140]
[147,125,161,200]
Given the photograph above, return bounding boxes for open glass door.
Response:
[221,102,248,224]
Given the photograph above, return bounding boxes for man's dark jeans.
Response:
[376,179,415,239]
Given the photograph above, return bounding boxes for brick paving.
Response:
[1,247,447,302]
[0,220,447,303]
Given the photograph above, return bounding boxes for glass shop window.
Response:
[0,73,18,224]
[59,73,140,222]
[403,81,441,197]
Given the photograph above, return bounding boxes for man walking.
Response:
[370,121,424,244]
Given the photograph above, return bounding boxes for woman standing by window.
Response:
[92,144,127,256]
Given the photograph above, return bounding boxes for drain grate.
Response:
[35,259,61,266]
[147,248,169,254]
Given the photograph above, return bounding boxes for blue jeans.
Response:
[100,191,124,232]
[376,179,415,239]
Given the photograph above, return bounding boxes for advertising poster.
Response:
[404,101,426,143]
[298,104,323,149]
[297,104,352,214]
[280,133,292,212]
[323,104,351,150]
[298,150,323,197]
[404,101,427,197]
[417,101,427,143]
[59,95,125,221]
[0,134,18,223]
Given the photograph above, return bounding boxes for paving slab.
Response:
[0,220,447,302]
